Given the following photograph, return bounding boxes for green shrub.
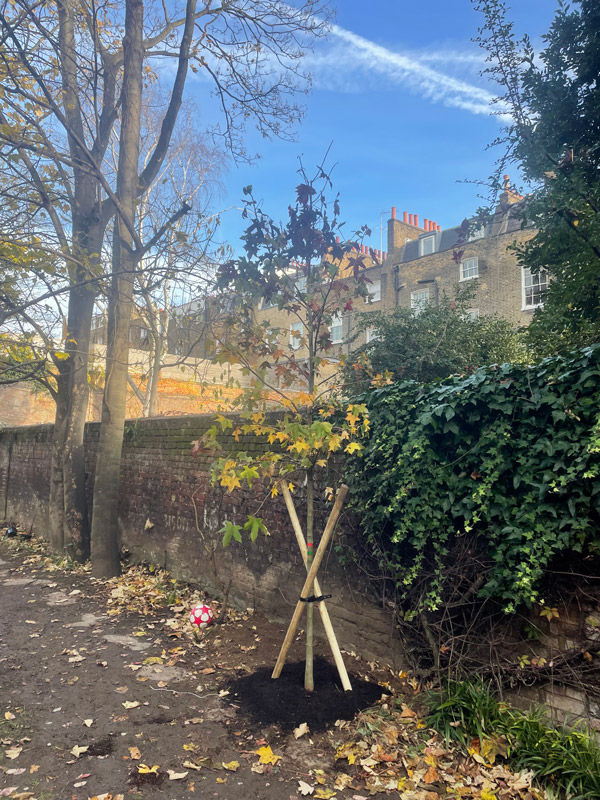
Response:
[347,345,600,612]
[426,681,600,799]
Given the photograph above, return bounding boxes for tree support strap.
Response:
[300,594,332,603]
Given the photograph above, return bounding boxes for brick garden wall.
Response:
[0,416,402,666]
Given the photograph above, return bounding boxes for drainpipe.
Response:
[393,265,400,307]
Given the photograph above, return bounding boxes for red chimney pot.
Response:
[391,207,396,219]
[424,218,429,230]
[336,236,340,243]
[437,224,441,231]
[403,211,408,223]
[409,214,414,226]
[414,214,419,227]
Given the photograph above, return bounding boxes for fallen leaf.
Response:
[298,780,314,795]
[70,744,89,758]
[29,765,39,773]
[216,777,227,784]
[122,701,140,709]
[73,780,87,787]
[6,768,26,775]
[314,790,336,799]
[5,746,22,759]
[294,722,310,739]
[423,763,439,783]
[138,764,160,774]
[254,745,282,765]
[168,769,189,780]
[83,718,94,727]
[400,704,416,718]
[115,686,129,694]
[222,760,240,772]
[4,712,15,720]
[129,746,142,760]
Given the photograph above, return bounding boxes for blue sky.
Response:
[189,1,557,255]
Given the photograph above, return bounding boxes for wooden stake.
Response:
[272,484,349,680]
[280,481,352,691]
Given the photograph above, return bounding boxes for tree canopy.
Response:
[474,0,600,355]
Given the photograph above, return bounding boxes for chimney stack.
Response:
[336,235,340,243]
[424,218,429,231]
[409,214,414,226]
[403,211,408,223]
[437,224,441,231]
[391,206,396,219]
[414,214,419,228]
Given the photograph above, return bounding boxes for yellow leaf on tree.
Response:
[254,745,282,765]
[344,442,362,455]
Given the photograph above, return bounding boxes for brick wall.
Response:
[0,416,403,666]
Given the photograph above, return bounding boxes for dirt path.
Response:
[0,540,392,800]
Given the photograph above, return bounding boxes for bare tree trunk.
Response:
[91,0,144,578]
[49,366,69,552]
[144,307,167,416]
[61,282,95,561]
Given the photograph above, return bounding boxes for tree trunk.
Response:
[91,0,144,578]
[61,283,95,561]
[304,466,315,692]
[144,319,163,416]
[49,366,69,553]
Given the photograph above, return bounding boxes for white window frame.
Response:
[411,288,430,315]
[460,257,479,281]
[289,321,303,350]
[522,267,547,310]
[420,235,435,256]
[368,279,381,303]
[366,327,379,344]
[329,312,343,344]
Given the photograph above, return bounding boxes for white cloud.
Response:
[305,23,508,117]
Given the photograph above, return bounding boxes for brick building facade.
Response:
[251,180,543,369]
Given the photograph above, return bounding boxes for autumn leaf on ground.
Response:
[4,747,22,760]
[90,794,125,800]
[400,703,416,718]
[314,789,336,799]
[167,769,189,780]
[82,718,94,727]
[254,745,282,764]
[222,760,240,771]
[122,700,140,709]
[480,734,509,764]
[4,711,15,720]
[29,765,39,773]
[138,764,160,774]
[129,746,141,760]
[294,722,309,739]
[70,744,89,758]
[298,780,314,795]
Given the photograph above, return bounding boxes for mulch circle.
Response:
[225,656,384,731]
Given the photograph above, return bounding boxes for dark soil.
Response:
[226,656,384,731]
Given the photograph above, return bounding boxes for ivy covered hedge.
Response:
[347,345,600,613]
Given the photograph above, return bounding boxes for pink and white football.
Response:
[189,604,214,628]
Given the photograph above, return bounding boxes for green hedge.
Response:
[347,345,600,612]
